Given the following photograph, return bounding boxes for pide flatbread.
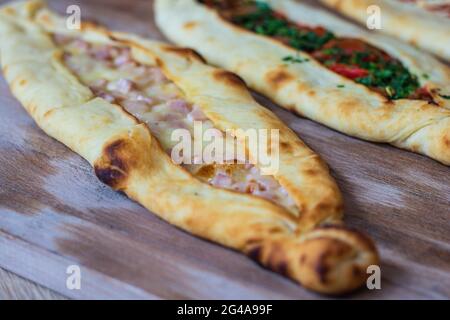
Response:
[155,0,450,166]
[0,0,378,294]
[319,0,450,61]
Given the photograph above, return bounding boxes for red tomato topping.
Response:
[313,26,328,37]
[411,86,434,102]
[323,39,366,54]
[329,64,369,79]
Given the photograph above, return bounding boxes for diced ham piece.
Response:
[249,166,260,176]
[73,39,90,51]
[246,181,260,193]
[148,67,168,83]
[187,105,208,121]
[124,91,153,103]
[257,176,280,190]
[168,99,190,114]
[135,94,154,104]
[98,92,116,103]
[114,49,133,66]
[243,163,253,170]
[170,119,190,130]
[91,79,108,88]
[53,34,73,45]
[157,112,184,122]
[252,189,275,200]
[107,78,135,94]
[95,45,119,60]
[121,100,150,116]
[129,66,150,85]
[210,172,233,188]
[279,187,290,196]
[62,51,72,60]
[231,181,247,192]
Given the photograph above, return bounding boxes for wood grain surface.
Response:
[0,0,449,300]
[0,268,65,300]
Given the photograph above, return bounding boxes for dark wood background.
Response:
[0,0,449,299]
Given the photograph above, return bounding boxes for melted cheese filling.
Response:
[53,34,298,213]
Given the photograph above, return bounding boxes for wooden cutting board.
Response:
[0,0,449,300]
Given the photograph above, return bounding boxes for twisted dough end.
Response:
[245,225,379,295]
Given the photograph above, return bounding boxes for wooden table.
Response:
[0,0,449,300]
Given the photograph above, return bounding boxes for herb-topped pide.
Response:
[200,0,432,101]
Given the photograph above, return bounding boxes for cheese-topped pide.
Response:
[0,0,378,294]
[55,34,298,213]
[156,0,450,166]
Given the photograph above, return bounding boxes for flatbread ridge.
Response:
[155,0,450,166]
[0,0,378,294]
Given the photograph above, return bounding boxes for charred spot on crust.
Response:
[280,141,293,153]
[94,139,131,190]
[410,143,421,152]
[274,261,289,277]
[247,245,262,261]
[352,266,362,277]
[315,256,330,284]
[107,34,120,42]
[300,234,360,285]
[95,166,127,189]
[194,164,216,179]
[183,21,198,29]
[162,46,206,63]
[105,140,128,168]
[43,109,56,119]
[155,57,165,69]
[286,104,303,116]
[267,226,285,234]
[265,69,294,90]
[300,254,307,264]
[12,77,26,89]
[443,136,450,148]
[318,223,349,231]
[265,243,290,277]
[315,201,336,213]
[213,70,247,89]
[383,99,395,106]
[303,168,319,176]
[286,104,295,111]
[80,20,107,32]
[314,241,350,284]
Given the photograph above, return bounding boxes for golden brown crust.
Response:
[0,0,378,294]
[160,45,207,63]
[155,0,450,166]
[320,0,450,61]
